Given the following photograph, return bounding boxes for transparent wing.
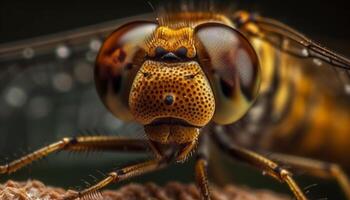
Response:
[233,11,350,90]
[0,14,154,156]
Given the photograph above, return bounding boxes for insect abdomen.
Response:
[222,36,350,169]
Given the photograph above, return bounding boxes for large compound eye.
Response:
[195,23,260,125]
[95,21,157,121]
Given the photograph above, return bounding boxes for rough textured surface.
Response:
[0,180,290,200]
[129,60,215,127]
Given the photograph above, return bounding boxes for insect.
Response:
[0,2,350,200]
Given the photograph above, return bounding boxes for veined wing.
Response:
[0,14,154,153]
[234,11,350,89]
[0,13,154,62]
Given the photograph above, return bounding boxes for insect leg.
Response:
[269,153,350,199]
[177,140,197,162]
[195,133,211,200]
[212,132,308,200]
[0,136,148,174]
[62,157,172,200]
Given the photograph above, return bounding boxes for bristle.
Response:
[80,190,103,200]
[95,169,107,178]
[81,179,91,187]
[75,128,113,137]
[88,174,99,183]
[153,0,235,28]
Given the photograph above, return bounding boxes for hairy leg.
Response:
[62,141,197,200]
[0,136,148,174]
[195,134,211,200]
[269,153,350,199]
[63,158,169,200]
[212,132,307,200]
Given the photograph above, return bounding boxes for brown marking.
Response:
[129,60,215,127]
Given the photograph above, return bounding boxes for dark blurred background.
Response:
[1,0,349,50]
[0,0,349,199]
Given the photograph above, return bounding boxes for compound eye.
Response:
[195,23,260,125]
[95,21,157,121]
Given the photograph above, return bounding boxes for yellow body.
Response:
[250,36,350,168]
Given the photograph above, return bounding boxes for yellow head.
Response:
[95,13,260,145]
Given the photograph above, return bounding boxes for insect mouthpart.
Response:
[147,117,200,128]
[144,117,201,144]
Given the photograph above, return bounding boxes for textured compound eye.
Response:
[195,23,260,125]
[95,21,157,121]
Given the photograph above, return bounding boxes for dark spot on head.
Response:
[164,95,174,105]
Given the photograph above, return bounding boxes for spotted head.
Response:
[95,13,260,145]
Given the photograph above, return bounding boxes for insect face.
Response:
[95,16,260,144]
[130,25,216,144]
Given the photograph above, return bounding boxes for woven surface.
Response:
[0,180,290,200]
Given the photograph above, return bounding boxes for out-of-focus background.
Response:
[0,0,349,199]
